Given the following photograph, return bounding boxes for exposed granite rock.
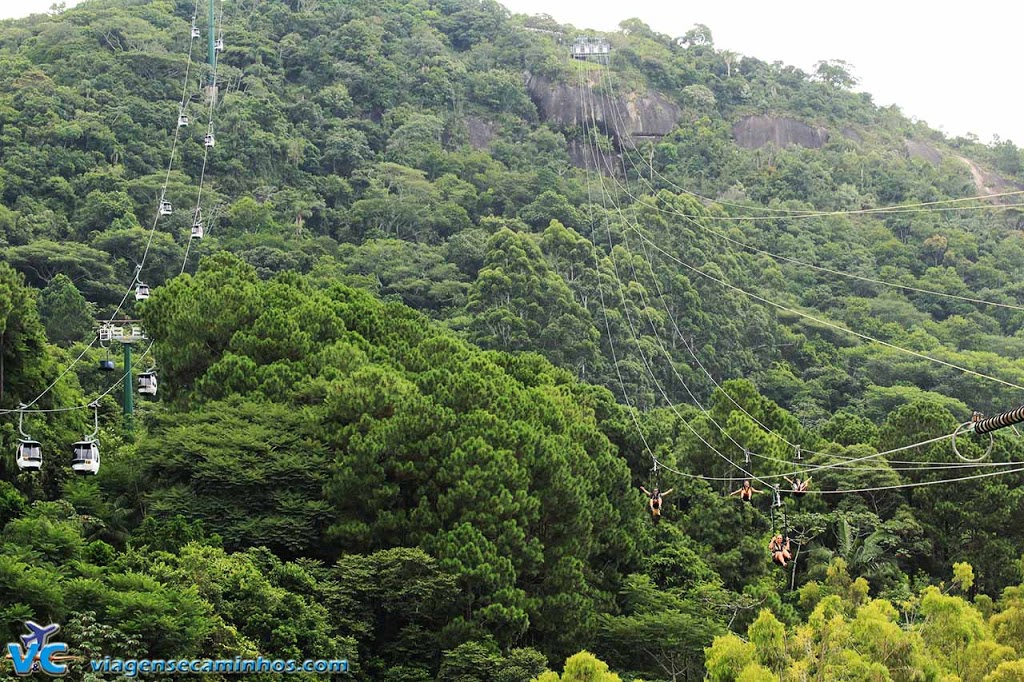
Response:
[525,73,680,148]
[567,138,620,175]
[732,115,829,149]
[466,116,499,150]
[955,154,1024,197]
[903,140,1023,197]
[840,127,862,142]
[904,140,943,166]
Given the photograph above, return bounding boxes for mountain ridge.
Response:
[1,2,1024,680]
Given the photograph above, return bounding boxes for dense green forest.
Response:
[2,0,1024,679]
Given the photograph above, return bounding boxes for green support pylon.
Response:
[208,0,216,85]
[123,342,134,433]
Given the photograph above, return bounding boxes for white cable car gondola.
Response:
[159,199,172,216]
[204,132,215,148]
[215,37,224,52]
[138,370,158,396]
[192,209,204,239]
[190,24,200,39]
[16,407,42,472]
[71,404,100,476]
[135,282,150,301]
[17,440,43,471]
[71,440,99,475]
[177,111,190,127]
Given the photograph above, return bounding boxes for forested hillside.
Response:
[2,0,1024,679]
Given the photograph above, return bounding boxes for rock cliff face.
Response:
[525,73,681,148]
[904,140,943,166]
[732,115,829,149]
[903,140,1023,197]
[841,127,863,142]
[566,139,620,174]
[955,154,1023,197]
[466,116,498,150]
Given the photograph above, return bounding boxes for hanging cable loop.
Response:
[950,403,1024,461]
[951,421,994,462]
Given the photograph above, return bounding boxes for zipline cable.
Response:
[585,65,1024,472]
[593,95,1024,391]
[573,61,664,483]
[623,147,1024,219]
[615,188,1024,313]
[582,62,1024,494]
[586,70,789,483]
[654,446,1024,493]
[634,231,1024,393]
[579,64,784,492]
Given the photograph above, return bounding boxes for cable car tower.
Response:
[571,35,611,64]
[97,321,149,432]
[205,0,219,103]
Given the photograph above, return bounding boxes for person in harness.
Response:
[640,485,673,524]
[784,476,810,496]
[769,534,792,567]
[729,480,762,503]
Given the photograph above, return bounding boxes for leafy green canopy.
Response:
[1,0,1024,679]
[1,0,1023,431]
[135,252,644,656]
[705,559,1024,681]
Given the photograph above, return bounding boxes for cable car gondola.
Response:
[71,404,100,476]
[17,440,43,471]
[192,210,204,239]
[15,407,42,472]
[204,132,215,148]
[135,282,150,301]
[98,337,115,371]
[159,199,173,216]
[138,370,158,396]
[71,440,99,475]
[99,351,115,371]
[190,24,200,39]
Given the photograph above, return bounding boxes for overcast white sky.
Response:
[4,0,1022,145]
